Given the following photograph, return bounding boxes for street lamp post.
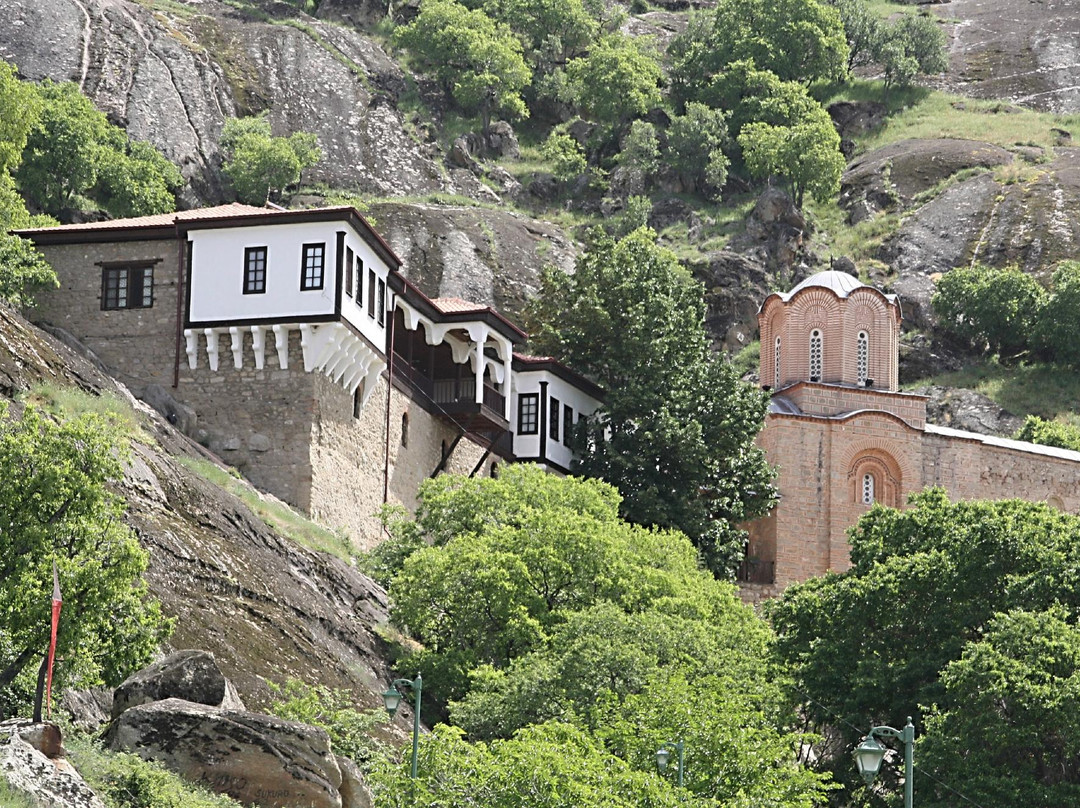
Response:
[382,674,423,780]
[854,716,915,808]
[656,739,685,788]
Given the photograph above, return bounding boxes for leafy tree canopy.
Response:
[874,12,948,96]
[1034,260,1080,365]
[482,0,597,71]
[0,404,171,717]
[393,0,530,136]
[529,227,775,574]
[1013,414,1080,451]
[666,102,730,197]
[16,79,180,218]
[563,34,663,126]
[931,263,1046,359]
[0,62,40,175]
[768,489,1080,802]
[220,114,321,205]
[671,0,848,106]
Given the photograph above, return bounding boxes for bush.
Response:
[1013,415,1080,452]
[268,679,387,767]
[540,131,587,181]
[220,115,321,205]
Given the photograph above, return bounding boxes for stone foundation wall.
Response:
[31,239,180,393]
[308,374,501,549]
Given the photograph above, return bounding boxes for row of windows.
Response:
[773,330,872,386]
[241,243,386,325]
[244,244,325,294]
[517,393,576,447]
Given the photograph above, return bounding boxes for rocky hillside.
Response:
[0,302,395,713]
[4,0,1080,427]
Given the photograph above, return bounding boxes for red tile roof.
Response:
[18,203,271,232]
[430,297,490,314]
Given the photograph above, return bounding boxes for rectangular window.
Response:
[356,257,364,300]
[243,247,267,294]
[301,243,325,290]
[102,265,154,310]
[549,396,560,441]
[562,404,573,447]
[377,279,386,326]
[367,269,376,317]
[345,247,354,297]
[518,393,539,434]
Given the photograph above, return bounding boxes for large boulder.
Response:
[107,699,344,808]
[0,720,105,808]
[111,649,245,721]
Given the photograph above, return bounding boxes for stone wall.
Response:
[784,382,927,427]
[308,372,501,548]
[31,238,181,393]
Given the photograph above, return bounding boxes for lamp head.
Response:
[656,746,671,771]
[382,685,404,719]
[854,736,886,785]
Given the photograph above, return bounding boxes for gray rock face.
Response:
[688,249,773,352]
[0,0,470,205]
[916,385,1023,437]
[107,699,344,808]
[0,720,105,808]
[371,202,577,319]
[111,649,245,720]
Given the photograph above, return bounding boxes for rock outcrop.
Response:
[0,720,104,808]
[111,649,245,720]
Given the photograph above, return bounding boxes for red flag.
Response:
[45,561,62,720]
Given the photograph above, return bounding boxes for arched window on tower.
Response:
[809,329,823,382]
[774,336,782,388]
[857,331,869,386]
[861,472,875,505]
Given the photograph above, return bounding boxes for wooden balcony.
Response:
[736,558,775,585]
[393,354,509,432]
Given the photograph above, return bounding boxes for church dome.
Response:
[773,270,900,307]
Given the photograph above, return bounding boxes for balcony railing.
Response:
[394,354,507,427]
[736,558,775,585]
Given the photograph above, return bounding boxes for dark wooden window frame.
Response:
[549,396,560,441]
[518,393,539,435]
[377,278,386,326]
[562,404,574,447]
[367,268,376,318]
[345,247,354,298]
[243,246,267,295]
[100,261,157,310]
[300,242,326,291]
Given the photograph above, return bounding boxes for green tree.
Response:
[931,264,1046,358]
[738,103,844,207]
[388,465,709,708]
[1034,261,1080,365]
[564,35,662,126]
[393,0,530,137]
[1013,415,1080,452]
[483,0,596,73]
[0,176,58,308]
[0,62,41,175]
[220,115,322,205]
[666,102,729,197]
[529,228,776,574]
[873,12,948,96]
[0,404,171,717]
[268,679,386,766]
[918,608,1080,808]
[16,80,179,218]
[670,0,848,106]
[825,0,881,71]
[96,140,183,219]
[769,489,1080,803]
[616,120,660,175]
[540,130,588,180]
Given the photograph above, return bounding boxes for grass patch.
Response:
[906,359,1080,420]
[177,455,356,563]
[729,339,760,378]
[804,197,901,272]
[826,81,1080,154]
[0,777,36,808]
[66,733,244,808]
[22,383,151,442]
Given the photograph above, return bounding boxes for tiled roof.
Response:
[17,204,272,233]
[430,297,489,314]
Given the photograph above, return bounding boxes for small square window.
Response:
[518,393,539,434]
[549,396,560,441]
[102,265,154,310]
[562,404,573,447]
[244,247,267,294]
[345,247,354,297]
[301,243,325,291]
